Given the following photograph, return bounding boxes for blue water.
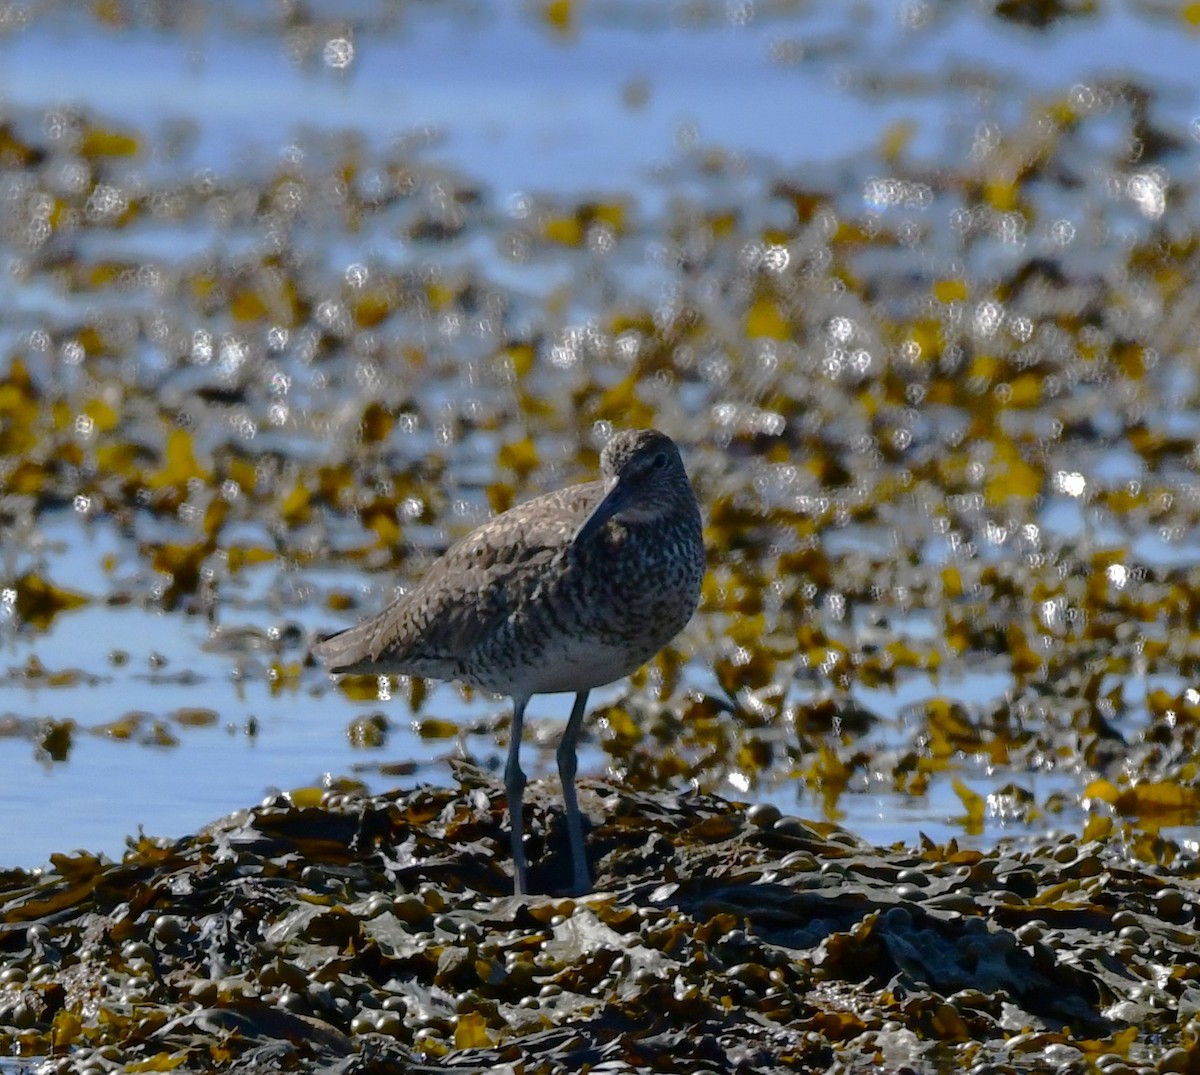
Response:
[0,508,1083,869]
[2,2,1197,868]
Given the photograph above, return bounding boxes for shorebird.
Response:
[313,428,705,895]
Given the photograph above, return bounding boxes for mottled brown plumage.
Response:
[313,428,705,894]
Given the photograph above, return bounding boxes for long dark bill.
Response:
[572,476,630,546]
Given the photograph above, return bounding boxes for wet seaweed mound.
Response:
[3,772,1199,1073]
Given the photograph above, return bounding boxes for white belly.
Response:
[496,637,640,697]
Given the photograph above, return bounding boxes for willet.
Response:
[312,428,705,895]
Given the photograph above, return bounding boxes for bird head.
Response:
[573,429,690,544]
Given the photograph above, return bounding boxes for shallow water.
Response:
[3,1,1200,870]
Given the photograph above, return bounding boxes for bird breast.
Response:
[458,517,703,697]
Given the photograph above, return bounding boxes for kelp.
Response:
[3,773,1200,1072]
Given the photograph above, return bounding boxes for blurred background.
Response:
[3,0,1200,869]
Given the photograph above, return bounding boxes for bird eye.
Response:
[651,451,668,470]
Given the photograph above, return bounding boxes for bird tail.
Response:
[311,621,377,674]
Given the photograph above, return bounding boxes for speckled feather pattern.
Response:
[312,429,705,697]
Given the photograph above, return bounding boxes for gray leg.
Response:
[556,689,591,894]
[505,695,530,896]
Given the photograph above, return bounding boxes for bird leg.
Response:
[556,689,592,895]
[505,695,530,895]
